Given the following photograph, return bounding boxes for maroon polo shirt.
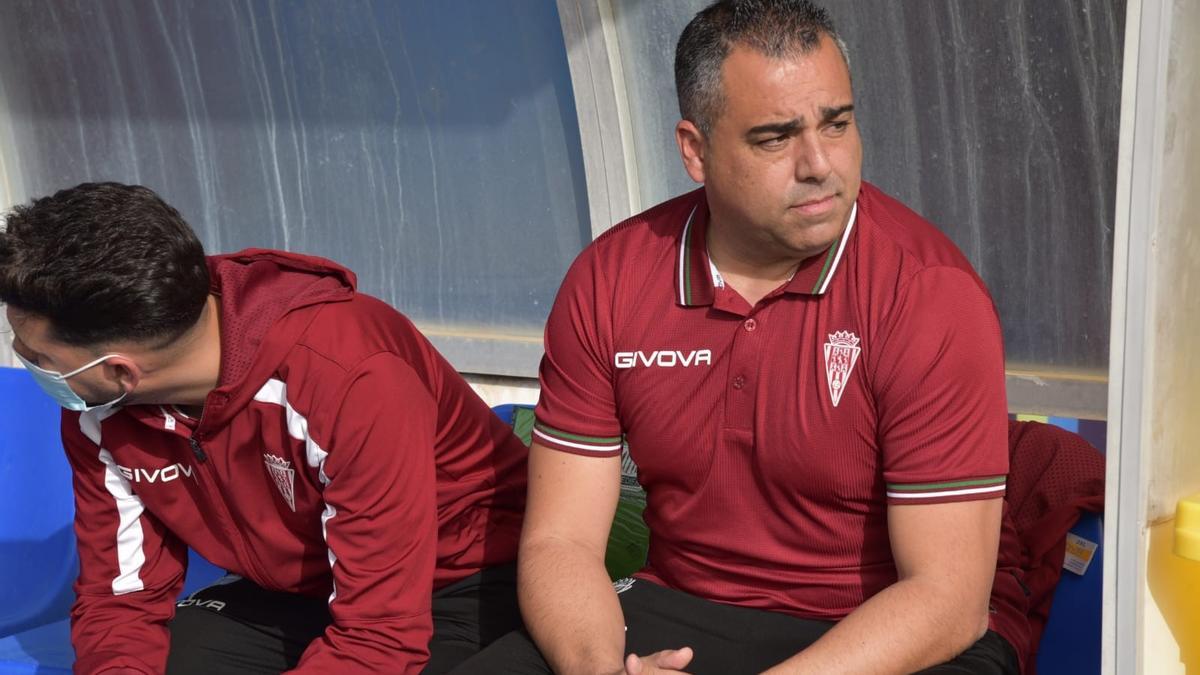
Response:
[533,182,1029,662]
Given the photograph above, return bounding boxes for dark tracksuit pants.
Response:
[451,577,1020,675]
[166,564,521,674]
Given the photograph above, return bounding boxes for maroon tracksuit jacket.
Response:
[62,249,527,673]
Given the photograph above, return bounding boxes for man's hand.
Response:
[625,647,694,674]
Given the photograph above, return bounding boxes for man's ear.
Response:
[675,119,708,185]
[104,355,142,394]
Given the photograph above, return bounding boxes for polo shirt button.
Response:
[732,375,746,389]
[744,318,757,332]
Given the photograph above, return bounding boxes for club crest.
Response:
[263,454,296,512]
[823,331,861,407]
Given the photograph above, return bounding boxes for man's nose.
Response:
[793,132,832,183]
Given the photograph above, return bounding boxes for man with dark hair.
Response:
[0,182,528,674]
[463,1,1028,673]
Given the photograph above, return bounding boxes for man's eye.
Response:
[759,135,788,148]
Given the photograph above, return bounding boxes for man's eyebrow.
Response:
[745,119,802,138]
[745,105,855,138]
[820,104,855,121]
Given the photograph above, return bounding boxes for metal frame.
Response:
[555,0,641,237]
[0,72,23,370]
[0,327,12,369]
[418,326,544,379]
[1104,0,1168,671]
[1005,370,1107,420]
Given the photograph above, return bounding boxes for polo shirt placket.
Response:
[681,203,860,437]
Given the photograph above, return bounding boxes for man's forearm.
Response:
[760,577,990,675]
[519,537,627,675]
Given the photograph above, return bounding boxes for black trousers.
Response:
[452,578,1019,675]
[166,564,521,674]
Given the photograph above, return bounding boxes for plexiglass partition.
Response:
[0,0,591,376]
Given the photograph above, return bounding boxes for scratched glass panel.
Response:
[0,0,589,375]
[611,0,1124,372]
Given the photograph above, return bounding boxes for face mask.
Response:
[15,352,128,413]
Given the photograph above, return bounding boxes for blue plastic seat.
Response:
[1035,511,1104,674]
[0,368,77,639]
[0,368,223,672]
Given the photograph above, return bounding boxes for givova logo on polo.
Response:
[614,349,712,369]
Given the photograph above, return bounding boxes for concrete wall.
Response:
[1111,0,1200,671]
[1140,0,1200,671]
[1142,0,1200,524]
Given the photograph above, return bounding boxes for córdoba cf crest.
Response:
[264,454,296,512]
[823,331,861,407]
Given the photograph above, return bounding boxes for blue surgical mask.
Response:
[15,352,128,413]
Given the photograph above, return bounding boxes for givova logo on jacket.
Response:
[117,462,196,483]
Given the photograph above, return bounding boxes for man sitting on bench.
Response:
[462,2,1029,673]
[0,182,527,674]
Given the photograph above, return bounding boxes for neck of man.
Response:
[133,294,222,412]
[706,224,827,309]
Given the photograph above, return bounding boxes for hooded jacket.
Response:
[1005,420,1105,673]
[61,249,527,674]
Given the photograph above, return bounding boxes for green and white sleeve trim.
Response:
[886,476,1007,500]
[532,422,623,453]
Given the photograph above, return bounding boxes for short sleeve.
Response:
[873,267,1009,505]
[533,246,623,457]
